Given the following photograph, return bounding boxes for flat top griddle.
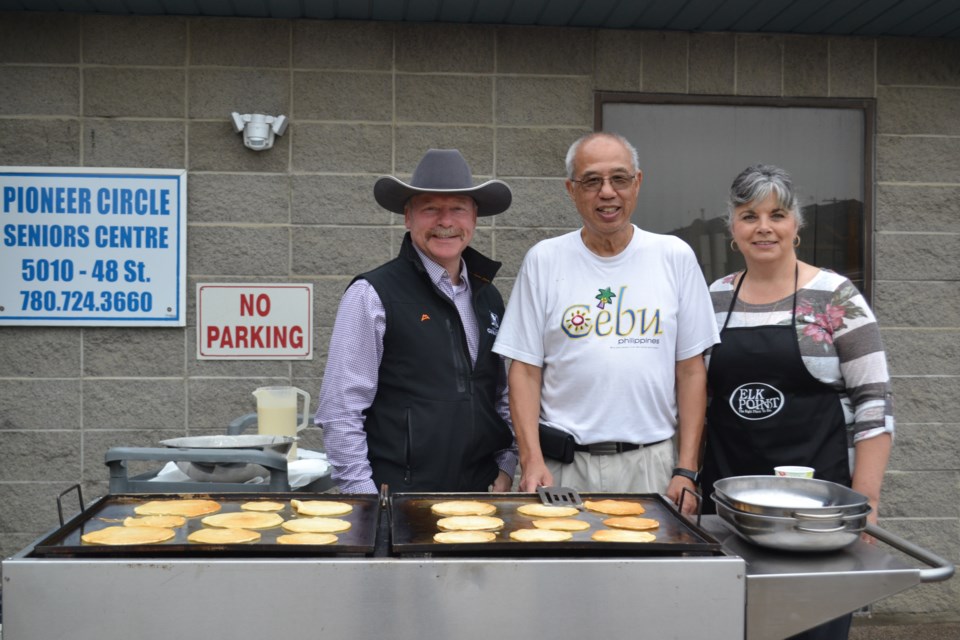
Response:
[390,492,723,556]
[32,492,380,558]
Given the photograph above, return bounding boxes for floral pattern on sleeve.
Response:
[794,281,867,349]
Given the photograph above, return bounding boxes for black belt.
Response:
[573,438,669,456]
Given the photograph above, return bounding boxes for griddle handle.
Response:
[56,483,84,527]
[379,484,390,509]
[677,486,703,524]
[865,523,956,583]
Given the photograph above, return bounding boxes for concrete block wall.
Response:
[0,11,958,622]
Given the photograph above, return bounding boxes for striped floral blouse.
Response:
[706,268,895,447]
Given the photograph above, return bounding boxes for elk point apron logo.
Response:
[729,382,785,420]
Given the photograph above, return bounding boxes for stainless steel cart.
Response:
[2,492,952,640]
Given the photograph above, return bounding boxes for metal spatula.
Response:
[537,485,584,509]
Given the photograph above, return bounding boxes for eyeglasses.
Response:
[571,174,636,192]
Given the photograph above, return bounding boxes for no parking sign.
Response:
[197,283,313,360]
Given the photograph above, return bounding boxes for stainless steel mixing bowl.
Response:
[713,475,869,518]
[712,491,868,552]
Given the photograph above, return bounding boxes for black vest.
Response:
[357,233,513,492]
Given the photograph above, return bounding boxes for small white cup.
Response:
[774,465,815,478]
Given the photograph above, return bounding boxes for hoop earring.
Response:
[793,236,801,248]
[730,240,739,253]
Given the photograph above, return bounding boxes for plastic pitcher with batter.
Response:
[252,386,310,460]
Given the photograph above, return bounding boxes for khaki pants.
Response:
[543,439,675,493]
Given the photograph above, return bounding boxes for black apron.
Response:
[701,267,850,512]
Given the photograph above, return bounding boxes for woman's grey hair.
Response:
[727,164,805,231]
[564,132,639,179]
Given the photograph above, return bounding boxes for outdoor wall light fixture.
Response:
[231,112,288,151]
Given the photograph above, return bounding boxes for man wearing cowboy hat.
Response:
[316,149,517,493]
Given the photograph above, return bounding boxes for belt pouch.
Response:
[539,424,575,464]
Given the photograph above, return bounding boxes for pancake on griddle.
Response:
[603,516,660,531]
[188,527,261,544]
[123,515,187,528]
[591,529,656,543]
[81,525,176,546]
[201,512,284,530]
[281,517,352,533]
[241,501,286,512]
[277,532,339,545]
[291,499,353,516]
[509,528,572,542]
[531,517,590,532]
[430,500,497,516]
[516,504,579,518]
[134,499,221,518]
[433,530,497,544]
[583,499,646,516]
[436,515,504,531]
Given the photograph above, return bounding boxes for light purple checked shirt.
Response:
[315,244,517,494]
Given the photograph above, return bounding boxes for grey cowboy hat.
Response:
[374,149,512,216]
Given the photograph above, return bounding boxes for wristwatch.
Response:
[672,467,700,483]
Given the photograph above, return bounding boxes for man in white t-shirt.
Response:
[492,132,718,512]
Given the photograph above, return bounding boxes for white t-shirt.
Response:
[493,226,719,444]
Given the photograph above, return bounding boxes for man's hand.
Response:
[507,360,552,493]
[666,475,699,515]
[519,460,554,492]
[491,470,514,492]
[672,353,707,517]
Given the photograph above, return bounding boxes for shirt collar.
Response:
[411,243,471,291]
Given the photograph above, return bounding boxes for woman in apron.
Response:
[701,165,894,640]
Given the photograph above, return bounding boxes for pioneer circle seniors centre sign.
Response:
[0,167,187,326]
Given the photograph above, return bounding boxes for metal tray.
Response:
[31,492,380,558]
[160,434,295,452]
[389,492,723,556]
